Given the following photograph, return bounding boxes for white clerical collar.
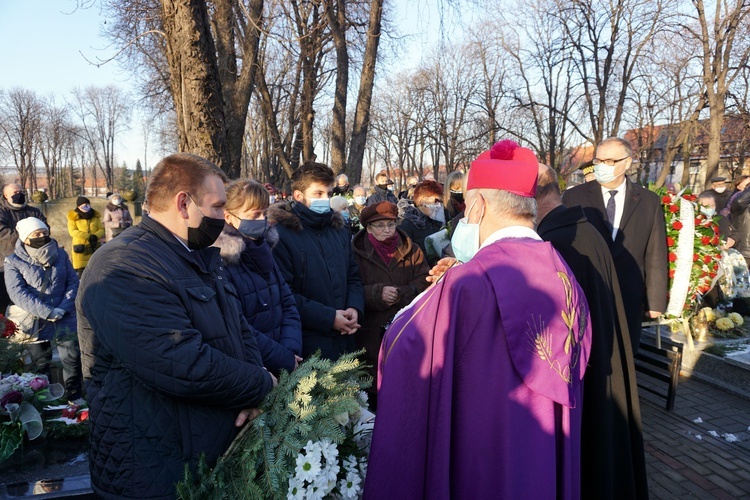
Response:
[480,225,541,250]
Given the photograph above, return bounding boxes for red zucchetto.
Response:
[467,139,539,197]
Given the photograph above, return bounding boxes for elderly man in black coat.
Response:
[77,154,275,499]
[537,164,648,499]
[562,136,668,348]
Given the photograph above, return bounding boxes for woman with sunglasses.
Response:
[213,179,302,375]
[352,201,430,410]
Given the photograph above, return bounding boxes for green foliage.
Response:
[133,160,146,201]
[115,165,134,193]
[177,351,371,500]
[0,421,23,463]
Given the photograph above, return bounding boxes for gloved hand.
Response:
[48,308,66,322]
[89,234,98,246]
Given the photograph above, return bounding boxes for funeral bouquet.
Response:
[0,372,64,462]
[696,306,747,338]
[660,189,722,316]
[176,351,373,500]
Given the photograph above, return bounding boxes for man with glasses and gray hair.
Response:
[563,137,668,349]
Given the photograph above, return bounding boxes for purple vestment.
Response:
[364,238,592,499]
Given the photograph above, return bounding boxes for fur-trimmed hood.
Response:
[267,200,346,232]
[212,222,279,265]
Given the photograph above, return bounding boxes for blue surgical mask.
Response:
[341,211,350,221]
[354,195,366,206]
[308,198,331,214]
[594,164,618,184]
[700,206,716,218]
[237,218,268,240]
[451,201,482,263]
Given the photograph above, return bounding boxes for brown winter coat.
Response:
[352,227,430,408]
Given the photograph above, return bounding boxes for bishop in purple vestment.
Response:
[364,141,592,500]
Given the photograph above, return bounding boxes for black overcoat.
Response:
[538,205,648,500]
[562,179,668,347]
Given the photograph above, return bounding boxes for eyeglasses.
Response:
[370,221,397,230]
[592,156,630,167]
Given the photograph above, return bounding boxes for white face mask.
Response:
[714,186,726,193]
[269,195,276,204]
[700,206,716,217]
[425,203,445,223]
[594,164,618,184]
[354,195,366,206]
[451,200,482,263]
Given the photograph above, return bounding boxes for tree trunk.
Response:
[703,100,725,188]
[346,0,383,185]
[325,0,349,175]
[161,0,229,169]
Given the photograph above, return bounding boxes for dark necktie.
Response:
[606,190,617,232]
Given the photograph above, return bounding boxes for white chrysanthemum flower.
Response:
[716,317,735,331]
[287,477,305,500]
[303,440,322,455]
[343,455,358,472]
[729,312,744,326]
[295,450,322,483]
[318,438,339,463]
[359,458,368,478]
[312,475,337,497]
[338,471,362,499]
[305,483,326,500]
[701,307,716,322]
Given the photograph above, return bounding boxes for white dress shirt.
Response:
[601,178,627,240]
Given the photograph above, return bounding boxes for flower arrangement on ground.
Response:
[0,372,64,462]
[176,351,372,500]
[696,306,747,338]
[660,189,722,316]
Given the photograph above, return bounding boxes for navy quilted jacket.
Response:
[5,238,78,341]
[268,201,364,360]
[76,215,274,499]
[213,225,301,375]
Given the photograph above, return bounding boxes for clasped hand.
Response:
[334,308,360,335]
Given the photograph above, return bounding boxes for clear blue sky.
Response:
[0,0,467,171]
[0,0,150,168]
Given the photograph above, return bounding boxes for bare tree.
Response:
[69,85,132,194]
[0,88,43,189]
[687,0,750,187]
[38,96,76,199]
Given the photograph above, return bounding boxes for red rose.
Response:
[0,391,23,409]
[667,236,675,247]
[695,217,703,225]
[712,236,720,245]
[662,196,672,204]
[701,236,711,245]
[669,204,679,213]
[703,255,712,264]
[709,271,717,278]
[669,269,676,278]
[673,221,683,230]
[78,410,89,422]
[714,225,720,234]
[668,253,677,262]
[694,254,700,262]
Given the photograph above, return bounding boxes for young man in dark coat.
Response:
[0,183,46,312]
[268,162,365,360]
[562,137,668,348]
[366,169,398,206]
[76,154,275,499]
[537,164,648,499]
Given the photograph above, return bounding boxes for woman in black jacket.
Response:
[214,180,302,375]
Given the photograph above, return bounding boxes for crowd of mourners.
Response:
[1,135,746,499]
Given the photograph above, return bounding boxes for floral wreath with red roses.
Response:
[660,188,722,315]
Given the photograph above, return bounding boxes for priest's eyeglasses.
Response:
[370,222,397,230]
[592,155,630,166]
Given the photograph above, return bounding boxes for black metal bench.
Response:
[634,337,683,412]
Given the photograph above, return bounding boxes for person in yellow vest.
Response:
[67,197,105,277]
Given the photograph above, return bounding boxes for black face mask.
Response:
[377,183,389,190]
[450,191,464,204]
[27,235,51,249]
[10,193,25,206]
[186,196,225,250]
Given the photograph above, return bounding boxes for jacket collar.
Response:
[140,215,220,274]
